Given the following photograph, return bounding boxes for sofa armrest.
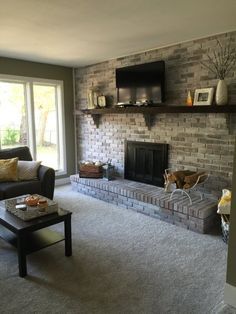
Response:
[38,165,55,200]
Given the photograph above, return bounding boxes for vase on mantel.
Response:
[215,79,228,106]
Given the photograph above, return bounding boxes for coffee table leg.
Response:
[17,233,27,277]
[64,215,72,256]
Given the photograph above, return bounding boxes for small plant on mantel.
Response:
[201,38,236,105]
[201,39,236,79]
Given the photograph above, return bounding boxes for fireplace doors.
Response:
[124,141,168,187]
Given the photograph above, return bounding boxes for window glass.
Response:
[0,81,28,149]
[0,77,65,174]
[33,84,59,170]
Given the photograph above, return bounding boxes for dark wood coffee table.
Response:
[0,204,72,277]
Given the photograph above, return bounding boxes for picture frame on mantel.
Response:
[193,88,214,106]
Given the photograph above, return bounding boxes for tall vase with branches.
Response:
[201,39,236,105]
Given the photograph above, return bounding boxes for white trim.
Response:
[0,73,63,86]
[57,83,67,174]
[55,168,67,176]
[55,177,70,186]
[224,283,236,308]
[72,68,78,173]
[27,82,37,159]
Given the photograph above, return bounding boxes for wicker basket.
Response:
[79,163,103,178]
[221,214,230,244]
[79,171,103,178]
[79,164,103,173]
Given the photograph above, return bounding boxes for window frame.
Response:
[0,74,67,176]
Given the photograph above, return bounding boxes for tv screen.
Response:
[116,61,165,104]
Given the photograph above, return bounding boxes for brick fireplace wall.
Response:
[74,31,236,196]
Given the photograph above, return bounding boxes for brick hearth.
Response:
[70,175,218,233]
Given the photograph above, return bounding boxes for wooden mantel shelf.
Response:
[75,105,236,115]
[75,105,236,129]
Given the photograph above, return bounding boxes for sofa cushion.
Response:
[0,146,32,161]
[0,180,42,200]
[18,160,42,181]
[0,158,19,182]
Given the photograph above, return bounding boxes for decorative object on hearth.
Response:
[163,170,176,193]
[79,161,103,178]
[167,169,209,204]
[79,160,115,180]
[102,159,114,180]
[193,88,214,106]
[201,39,236,105]
[217,189,231,243]
[186,91,193,106]
[165,169,196,189]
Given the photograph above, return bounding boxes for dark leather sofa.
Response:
[0,146,55,200]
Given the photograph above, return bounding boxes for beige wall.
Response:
[0,56,75,178]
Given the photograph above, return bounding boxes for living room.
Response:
[0,1,236,313]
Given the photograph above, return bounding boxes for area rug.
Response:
[0,185,230,313]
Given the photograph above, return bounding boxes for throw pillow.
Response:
[0,157,19,182]
[18,160,41,181]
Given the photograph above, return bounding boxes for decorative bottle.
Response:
[186,91,193,106]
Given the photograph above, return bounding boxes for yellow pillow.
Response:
[0,157,19,182]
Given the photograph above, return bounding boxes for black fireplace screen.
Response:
[124,141,168,187]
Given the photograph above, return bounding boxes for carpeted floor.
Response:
[0,185,233,314]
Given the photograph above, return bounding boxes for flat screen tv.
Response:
[116,61,165,105]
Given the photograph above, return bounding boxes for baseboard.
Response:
[55,177,70,186]
[224,283,236,308]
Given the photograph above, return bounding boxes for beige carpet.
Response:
[0,185,232,313]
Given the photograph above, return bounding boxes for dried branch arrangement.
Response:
[201,39,236,80]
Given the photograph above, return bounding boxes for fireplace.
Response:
[124,141,168,187]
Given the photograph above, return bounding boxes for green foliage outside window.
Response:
[2,128,19,145]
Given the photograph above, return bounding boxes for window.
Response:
[0,75,66,175]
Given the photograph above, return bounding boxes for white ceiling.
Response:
[0,0,236,67]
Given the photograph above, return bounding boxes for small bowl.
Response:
[25,195,39,206]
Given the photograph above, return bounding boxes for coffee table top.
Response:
[0,202,71,233]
